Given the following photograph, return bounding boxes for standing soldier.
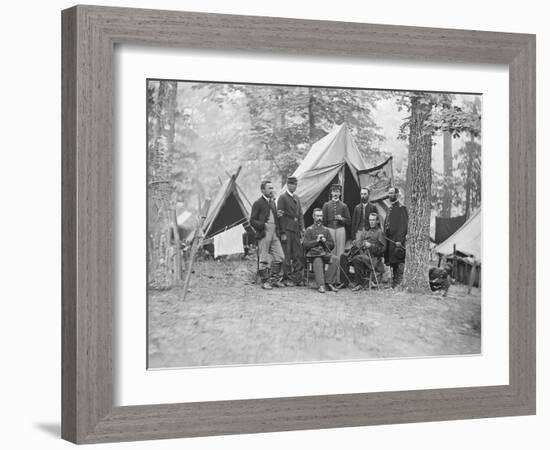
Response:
[322,184,350,286]
[277,176,305,286]
[351,187,378,240]
[384,186,408,287]
[249,180,286,290]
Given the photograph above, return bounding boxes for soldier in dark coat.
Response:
[303,209,340,294]
[350,212,386,291]
[277,176,305,286]
[249,180,285,290]
[351,187,379,240]
[384,186,408,287]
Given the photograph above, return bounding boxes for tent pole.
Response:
[452,244,457,278]
[340,165,345,202]
[181,199,211,302]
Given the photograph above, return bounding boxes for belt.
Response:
[326,223,344,229]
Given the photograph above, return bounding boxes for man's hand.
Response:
[280,233,287,242]
[277,209,284,218]
[363,241,372,249]
[335,214,343,221]
[395,241,402,247]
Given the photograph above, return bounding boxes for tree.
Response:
[396,93,482,292]
[398,93,434,292]
[245,85,311,184]
[148,81,180,289]
[441,130,453,217]
[307,87,389,164]
[459,139,482,216]
[198,83,389,184]
[430,97,481,216]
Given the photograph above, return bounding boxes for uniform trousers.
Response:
[327,227,346,283]
[282,231,304,283]
[352,254,382,286]
[311,255,339,287]
[389,262,405,287]
[258,223,285,268]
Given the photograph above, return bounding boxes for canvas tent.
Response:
[434,214,468,245]
[184,168,252,256]
[434,208,481,262]
[202,167,252,241]
[284,123,390,227]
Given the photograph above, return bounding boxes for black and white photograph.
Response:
[147,79,482,369]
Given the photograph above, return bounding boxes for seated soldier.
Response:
[429,263,453,296]
[351,212,387,291]
[303,208,340,294]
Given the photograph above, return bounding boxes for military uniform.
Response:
[303,223,339,289]
[351,227,386,288]
[250,195,285,287]
[351,201,378,240]
[277,189,305,284]
[322,198,350,283]
[384,200,408,287]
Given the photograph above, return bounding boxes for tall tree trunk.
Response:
[441,130,453,217]
[403,95,432,292]
[148,81,179,290]
[308,87,315,143]
[464,138,474,217]
[404,156,411,209]
[464,99,481,217]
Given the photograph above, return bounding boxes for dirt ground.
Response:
[148,257,481,368]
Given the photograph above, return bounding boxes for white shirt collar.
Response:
[286,189,294,197]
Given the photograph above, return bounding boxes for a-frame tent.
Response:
[434,208,482,262]
[284,123,389,228]
[202,167,252,241]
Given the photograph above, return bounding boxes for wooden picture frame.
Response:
[61,5,536,444]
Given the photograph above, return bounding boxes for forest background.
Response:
[147,81,481,221]
[147,80,481,291]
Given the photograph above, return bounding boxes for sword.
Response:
[366,248,379,287]
[319,239,353,286]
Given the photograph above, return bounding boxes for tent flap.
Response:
[434,208,481,262]
[203,171,251,240]
[287,123,370,212]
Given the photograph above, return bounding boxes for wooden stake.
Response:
[452,244,457,278]
[181,199,211,301]
[172,209,182,282]
[467,262,477,294]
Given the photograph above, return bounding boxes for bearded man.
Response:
[384,186,408,288]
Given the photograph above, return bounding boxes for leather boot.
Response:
[270,262,286,288]
[259,268,272,290]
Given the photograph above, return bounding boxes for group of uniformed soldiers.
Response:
[249,177,409,293]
